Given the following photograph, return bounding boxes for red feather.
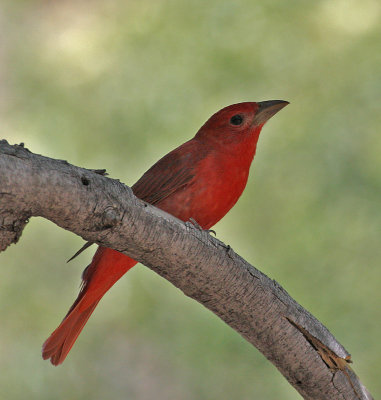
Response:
[42,101,288,365]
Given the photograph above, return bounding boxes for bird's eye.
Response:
[230,114,244,126]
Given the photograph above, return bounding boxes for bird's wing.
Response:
[132,139,206,205]
[67,141,206,263]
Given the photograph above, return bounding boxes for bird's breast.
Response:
[157,151,252,229]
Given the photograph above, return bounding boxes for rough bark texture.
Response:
[0,140,373,400]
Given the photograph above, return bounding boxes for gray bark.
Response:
[0,139,373,400]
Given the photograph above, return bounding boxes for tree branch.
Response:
[0,140,373,400]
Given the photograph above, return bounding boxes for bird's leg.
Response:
[186,219,235,258]
[186,217,216,236]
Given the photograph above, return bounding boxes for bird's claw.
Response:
[186,218,216,236]
[222,243,235,259]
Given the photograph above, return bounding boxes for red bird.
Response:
[42,100,288,365]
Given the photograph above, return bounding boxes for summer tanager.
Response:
[42,100,288,365]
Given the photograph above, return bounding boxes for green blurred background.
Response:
[1,0,380,399]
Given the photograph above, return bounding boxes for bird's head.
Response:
[195,100,289,148]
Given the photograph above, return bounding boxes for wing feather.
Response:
[132,139,207,205]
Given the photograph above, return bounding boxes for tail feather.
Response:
[43,246,137,365]
[42,301,99,365]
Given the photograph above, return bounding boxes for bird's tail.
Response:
[42,246,137,365]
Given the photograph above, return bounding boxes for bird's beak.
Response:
[253,100,289,126]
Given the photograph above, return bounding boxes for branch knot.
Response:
[102,207,119,229]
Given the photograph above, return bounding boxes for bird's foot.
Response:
[186,218,216,236]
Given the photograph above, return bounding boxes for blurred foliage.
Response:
[1,0,380,399]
